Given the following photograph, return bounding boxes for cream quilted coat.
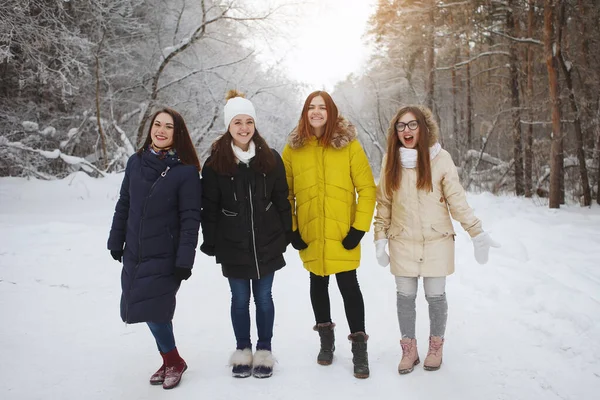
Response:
[373,108,482,277]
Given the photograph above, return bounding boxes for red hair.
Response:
[296,91,339,147]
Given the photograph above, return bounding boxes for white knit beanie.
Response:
[224,90,256,130]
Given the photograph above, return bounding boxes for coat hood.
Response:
[418,105,440,146]
[287,116,357,150]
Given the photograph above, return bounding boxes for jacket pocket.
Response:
[221,208,238,217]
[431,223,456,238]
[387,225,405,240]
[166,227,179,253]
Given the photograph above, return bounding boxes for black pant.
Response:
[309,270,366,334]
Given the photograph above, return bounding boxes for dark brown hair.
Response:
[138,108,201,171]
[296,91,339,147]
[206,129,275,175]
[383,106,432,197]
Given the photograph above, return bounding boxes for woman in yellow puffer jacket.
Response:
[282,91,376,379]
[374,105,499,375]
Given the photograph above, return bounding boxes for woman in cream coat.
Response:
[374,105,499,375]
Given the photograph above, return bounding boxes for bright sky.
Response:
[256,0,377,92]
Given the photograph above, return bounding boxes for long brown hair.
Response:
[296,91,339,147]
[139,108,201,171]
[206,129,276,176]
[383,106,433,197]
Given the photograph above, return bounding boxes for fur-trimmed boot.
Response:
[313,322,336,365]
[149,352,166,385]
[348,332,369,379]
[162,347,187,389]
[230,348,253,378]
[398,338,419,374]
[252,350,275,378]
[423,336,444,371]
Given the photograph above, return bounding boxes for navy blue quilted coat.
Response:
[107,150,201,323]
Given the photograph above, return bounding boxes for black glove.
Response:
[200,243,215,256]
[174,267,192,281]
[289,230,308,250]
[110,250,123,262]
[341,227,365,250]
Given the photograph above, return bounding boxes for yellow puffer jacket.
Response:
[282,117,376,276]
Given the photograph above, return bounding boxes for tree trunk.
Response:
[556,3,591,206]
[525,0,535,197]
[544,0,563,209]
[452,49,460,159]
[595,96,600,205]
[136,0,213,145]
[94,33,107,170]
[424,3,435,110]
[507,0,525,196]
[465,32,473,151]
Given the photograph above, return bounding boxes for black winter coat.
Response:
[107,150,201,323]
[200,150,292,279]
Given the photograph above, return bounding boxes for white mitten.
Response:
[375,239,390,267]
[472,232,501,265]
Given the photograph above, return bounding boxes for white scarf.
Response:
[231,140,256,164]
[400,142,442,168]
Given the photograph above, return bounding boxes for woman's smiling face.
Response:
[151,112,174,149]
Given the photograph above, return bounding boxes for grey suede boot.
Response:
[313,322,336,365]
[348,332,369,379]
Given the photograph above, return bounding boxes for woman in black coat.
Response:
[107,108,201,390]
[200,90,292,379]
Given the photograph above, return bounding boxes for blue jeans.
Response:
[147,321,176,353]
[228,272,275,351]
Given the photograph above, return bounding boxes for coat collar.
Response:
[287,116,357,150]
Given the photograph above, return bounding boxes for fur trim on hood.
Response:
[417,105,440,146]
[287,116,357,150]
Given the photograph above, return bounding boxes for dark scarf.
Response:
[148,144,177,160]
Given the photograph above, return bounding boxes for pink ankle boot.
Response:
[398,338,419,374]
[423,336,444,371]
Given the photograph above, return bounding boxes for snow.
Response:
[565,60,573,72]
[67,128,79,139]
[1,174,600,399]
[40,126,56,137]
[21,121,39,132]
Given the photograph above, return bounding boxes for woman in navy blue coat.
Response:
[200,90,291,379]
[107,108,201,390]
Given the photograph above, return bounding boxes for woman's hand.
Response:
[174,267,192,281]
[200,243,215,256]
[110,250,123,263]
[375,239,390,267]
[288,230,308,250]
[472,232,500,264]
[342,227,365,250]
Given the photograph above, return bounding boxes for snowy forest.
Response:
[1,0,599,209]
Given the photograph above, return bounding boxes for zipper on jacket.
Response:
[126,165,170,323]
[263,173,267,199]
[248,182,261,279]
[231,176,237,201]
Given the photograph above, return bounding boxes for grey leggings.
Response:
[395,276,448,339]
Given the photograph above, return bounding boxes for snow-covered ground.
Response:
[1,172,599,400]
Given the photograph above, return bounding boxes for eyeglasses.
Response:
[396,120,419,132]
